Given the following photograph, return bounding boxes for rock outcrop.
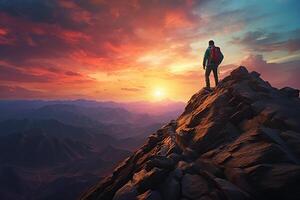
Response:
[80,66,300,200]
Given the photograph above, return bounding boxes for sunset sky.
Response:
[0,0,300,102]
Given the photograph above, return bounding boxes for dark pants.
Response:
[205,65,218,88]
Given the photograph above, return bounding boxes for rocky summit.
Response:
[80,66,300,200]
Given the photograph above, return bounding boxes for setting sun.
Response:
[153,88,166,100]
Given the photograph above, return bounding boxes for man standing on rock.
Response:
[203,40,224,89]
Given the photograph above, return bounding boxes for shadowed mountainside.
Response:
[0,119,132,200]
[80,66,300,200]
[0,100,184,200]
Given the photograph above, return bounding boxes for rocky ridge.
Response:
[80,66,300,200]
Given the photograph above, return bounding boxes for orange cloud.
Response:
[0,0,299,101]
[164,10,194,29]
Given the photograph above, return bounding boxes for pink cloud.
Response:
[241,54,300,89]
[0,65,52,83]
[0,0,298,100]
[0,85,45,99]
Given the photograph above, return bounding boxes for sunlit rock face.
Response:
[80,66,300,200]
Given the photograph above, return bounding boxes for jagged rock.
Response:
[176,128,196,149]
[193,159,223,177]
[214,178,250,200]
[148,134,160,144]
[157,137,181,156]
[224,167,256,196]
[137,190,162,200]
[250,71,260,78]
[230,66,249,79]
[207,190,224,200]
[145,156,175,171]
[167,153,182,163]
[182,147,198,160]
[229,105,254,124]
[181,174,209,199]
[80,66,300,200]
[244,164,300,199]
[280,130,300,156]
[142,134,160,153]
[133,167,168,193]
[169,168,183,181]
[159,173,181,200]
[280,87,299,98]
[113,181,138,200]
[176,161,192,172]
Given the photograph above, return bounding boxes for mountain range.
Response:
[0,100,184,200]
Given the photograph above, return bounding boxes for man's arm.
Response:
[203,49,209,69]
[219,51,224,65]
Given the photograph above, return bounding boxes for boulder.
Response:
[142,134,160,153]
[167,153,183,163]
[145,156,175,171]
[113,181,138,200]
[133,168,168,193]
[193,159,223,177]
[181,174,209,199]
[159,174,180,200]
[169,168,183,181]
[137,190,162,200]
[230,66,249,79]
[244,164,300,199]
[280,130,300,156]
[176,161,193,173]
[182,147,198,160]
[250,71,260,78]
[280,87,299,98]
[214,178,250,200]
[224,167,256,196]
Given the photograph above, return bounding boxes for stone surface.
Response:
[214,178,250,200]
[133,167,168,193]
[244,163,300,199]
[137,190,162,200]
[145,156,175,170]
[113,181,138,200]
[280,87,299,98]
[224,167,255,196]
[169,168,183,181]
[181,174,209,199]
[80,66,300,200]
[159,174,180,200]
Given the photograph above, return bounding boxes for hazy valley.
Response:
[0,100,184,200]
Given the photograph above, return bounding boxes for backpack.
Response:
[210,46,223,65]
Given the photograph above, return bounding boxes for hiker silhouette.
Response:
[203,40,224,89]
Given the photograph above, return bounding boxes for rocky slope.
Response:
[80,66,300,200]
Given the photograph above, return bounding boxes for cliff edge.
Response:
[80,66,300,200]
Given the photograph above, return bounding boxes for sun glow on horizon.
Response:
[153,88,166,101]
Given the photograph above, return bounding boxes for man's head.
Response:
[209,40,214,46]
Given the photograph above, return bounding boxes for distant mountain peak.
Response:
[80,66,300,200]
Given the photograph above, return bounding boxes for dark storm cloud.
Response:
[0,0,204,70]
[0,0,57,23]
[0,84,45,99]
[0,0,88,30]
[0,33,76,65]
[232,30,300,52]
[0,65,52,82]
[65,71,82,76]
[74,0,108,13]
